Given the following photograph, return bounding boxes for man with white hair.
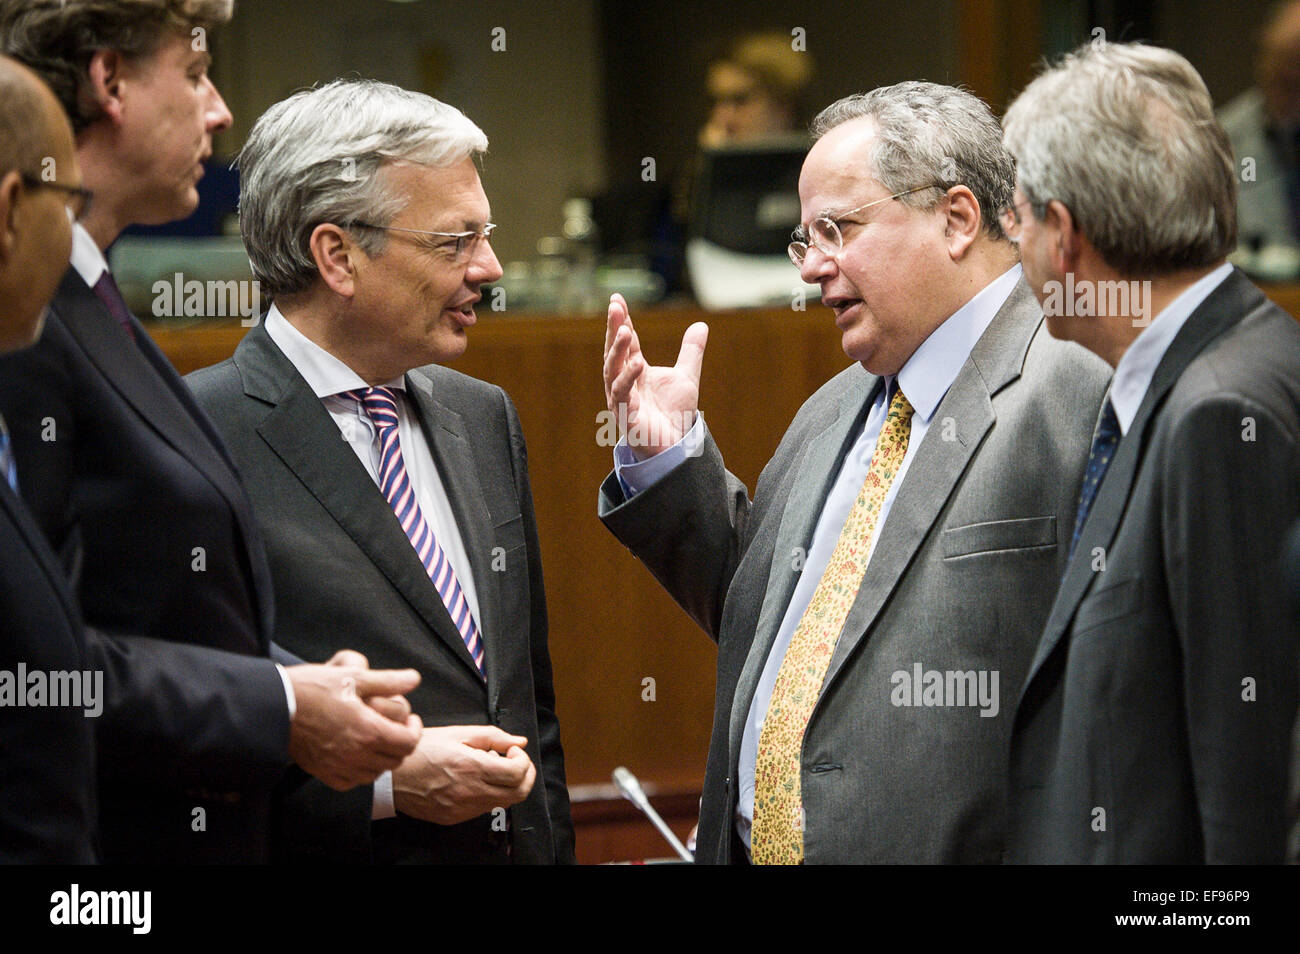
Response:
[188,79,575,864]
[599,82,1109,863]
[1002,41,1300,863]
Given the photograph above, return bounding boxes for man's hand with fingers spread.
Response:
[393,724,538,826]
[286,658,422,791]
[603,292,709,459]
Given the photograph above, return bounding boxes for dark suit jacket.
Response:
[1009,268,1300,863]
[0,477,97,862]
[600,280,1111,862]
[0,269,293,863]
[186,322,575,864]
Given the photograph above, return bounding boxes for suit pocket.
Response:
[941,515,1057,559]
[493,513,526,553]
[1073,575,1142,637]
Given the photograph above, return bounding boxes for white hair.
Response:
[810,81,1015,240]
[1002,42,1236,276]
[237,78,488,296]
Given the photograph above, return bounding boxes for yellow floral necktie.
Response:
[751,385,915,864]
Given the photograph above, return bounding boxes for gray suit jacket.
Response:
[600,279,1110,862]
[1009,268,1300,863]
[188,323,574,864]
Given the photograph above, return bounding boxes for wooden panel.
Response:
[145,302,850,862]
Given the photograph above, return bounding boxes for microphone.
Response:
[612,766,693,862]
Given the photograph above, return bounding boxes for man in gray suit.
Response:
[1002,42,1300,863]
[188,79,573,863]
[599,82,1109,863]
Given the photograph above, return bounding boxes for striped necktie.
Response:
[0,415,17,492]
[751,385,915,864]
[348,386,485,677]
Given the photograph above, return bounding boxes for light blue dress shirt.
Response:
[613,265,1024,855]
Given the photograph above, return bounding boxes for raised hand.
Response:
[603,293,708,459]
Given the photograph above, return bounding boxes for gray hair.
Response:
[1002,42,1236,276]
[237,78,488,297]
[810,81,1014,240]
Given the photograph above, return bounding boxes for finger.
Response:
[603,294,628,359]
[358,707,422,760]
[366,693,411,722]
[674,321,709,384]
[352,667,420,698]
[327,649,368,668]
[469,746,531,787]
[608,350,644,409]
[602,324,630,392]
[457,725,529,754]
[515,749,538,799]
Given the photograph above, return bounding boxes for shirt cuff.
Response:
[275,663,296,720]
[372,771,396,819]
[613,412,704,498]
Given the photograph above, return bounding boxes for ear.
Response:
[0,170,22,263]
[85,49,127,125]
[309,223,360,298]
[942,185,981,260]
[1043,199,1081,274]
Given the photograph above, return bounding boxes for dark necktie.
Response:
[1069,397,1121,562]
[0,415,17,492]
[92,270,136,341]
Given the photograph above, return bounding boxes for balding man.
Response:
[0,54,96,862]
[600,82,1109,864]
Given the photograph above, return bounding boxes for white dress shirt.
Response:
[1108,263,1234,435]
[613,263,1024,855]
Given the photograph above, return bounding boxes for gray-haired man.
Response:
[599,81,1110,863]
[1003,41,1300,863]
[188,79,574,864]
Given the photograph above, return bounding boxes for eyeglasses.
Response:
[788,184,939,266]
[351,221,497,262]
[998,198,1038,242]
[20,172,93,220]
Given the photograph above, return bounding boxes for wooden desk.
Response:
[146,302,850,863]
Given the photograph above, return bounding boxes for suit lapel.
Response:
[404,372,503,693]
[727,374,878,760]
[54,270,276,644]
[1022,268,1263,686]
[234,325,484,682]
[820,285,1041,693]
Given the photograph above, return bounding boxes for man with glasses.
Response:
[598,82,1109,863]
[0,53,97,862]
[188,79,575,864]
[0,0,424,864]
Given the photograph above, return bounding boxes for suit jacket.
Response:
[0,269,293,863]
[1009,269,1300,863]
[186,322,575,864]
[0,477,97,863]
[599,280,1110,862]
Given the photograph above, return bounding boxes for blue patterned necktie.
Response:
[0,415,17,493]
[347,386,485,677]
[1069,397,1121,562]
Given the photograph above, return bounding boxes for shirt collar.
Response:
[69,221,110,288]
[892,263,1022,422]
[1109,262,1233,434]
[263,303,405,399]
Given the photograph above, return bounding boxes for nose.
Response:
[203,76,233,134]
[468,235,503,284]
[798,243,837,286]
